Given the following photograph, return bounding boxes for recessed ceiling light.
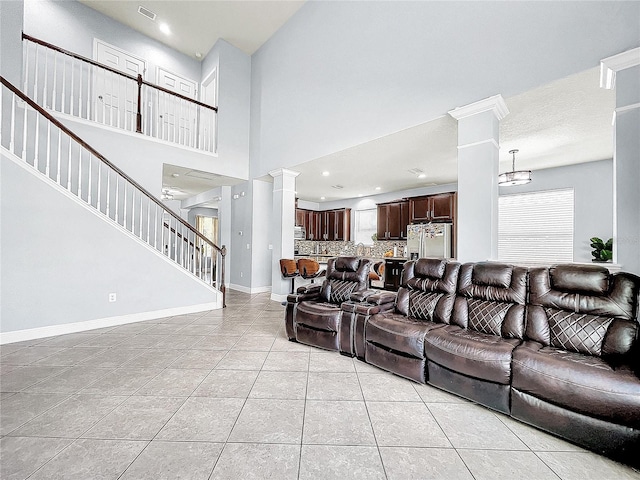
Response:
[195,52,202,59]
[171,173,180,178]
[322,171,330,177]
[159,22,171,35]
[358,194,363,197]
[320,196,325,200]
[375,187,381,191]
[418,173,427,179]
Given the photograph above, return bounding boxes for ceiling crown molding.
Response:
[448,94,509,121]
[600,47,640,89]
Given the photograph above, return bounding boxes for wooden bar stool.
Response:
[279,258,299,294]
[298,258,326,284]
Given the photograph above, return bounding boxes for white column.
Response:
[269,168,300,301]
[219,185,232,287]
[601,48,640,275]
[449,95,509,263]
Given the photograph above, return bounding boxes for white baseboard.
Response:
[271,293,288,303]
[228,284,272,295]
[0,302,221,345]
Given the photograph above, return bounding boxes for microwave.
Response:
[294,226,306,239]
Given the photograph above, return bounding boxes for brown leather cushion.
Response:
[512,341,640,428]
[366,312,444,358]
[424,325,521,384]
[526,268,640,353]
[296,301,342,332]
[472,263,513,288]
[550,264,609,295]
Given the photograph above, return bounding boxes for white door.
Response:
[199,68,218,152]
[94,40,146,130]
[155,68,198,145]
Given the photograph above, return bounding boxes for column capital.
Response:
[448,94,509,121]
[600,47,640,89]
[268,168,300,179]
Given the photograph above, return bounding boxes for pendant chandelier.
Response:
[499,149,531,186]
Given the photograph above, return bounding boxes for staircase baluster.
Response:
[43,48,48,109]
[70,55,75,116]
[76,142,82,198]
[34,44,39,104]
[56,129,61,183]
[96,157,101,212]
[45,122,51,178]
[62,53,67,114]
[22,98,28,160]
[34,113,40,171]
[9,91,16,153]
[52,53,57,111]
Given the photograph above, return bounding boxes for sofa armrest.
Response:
[287,284,322,304]
[349,289,378,303]
[366,291,397,306]
[355,299,396,316]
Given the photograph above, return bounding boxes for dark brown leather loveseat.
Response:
[285,256,371,351]
[285,258,640,466]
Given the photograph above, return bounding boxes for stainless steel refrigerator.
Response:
[406,223,453,259]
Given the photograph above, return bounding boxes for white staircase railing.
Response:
[22,34,217,153]
[1,76,226,306]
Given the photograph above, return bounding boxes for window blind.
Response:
[354,208,377,245]
[498,188,574,264]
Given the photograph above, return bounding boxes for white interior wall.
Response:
[250,1,639,177]
[229,182,253,290]
[1,152,219,335]
[251,179,274,290]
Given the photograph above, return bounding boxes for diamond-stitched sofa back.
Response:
[452,262,528,339]
[319,257,371,304]
[396,258,460,324]
[527,265,640,359]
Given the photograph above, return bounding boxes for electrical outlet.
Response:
[240,272,243,278]
[108,293,117,302]
[246,243,250,249]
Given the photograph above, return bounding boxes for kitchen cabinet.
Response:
[295,209,306,227]
[384,258,406,291]
[307,211,321,240]
[409,192,455,223]
[320,208,351,241]
[377,200,409,240]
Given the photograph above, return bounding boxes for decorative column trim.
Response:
[600,47,640,89]
[457,139,500,151]
[268,168,300,178]
[448,94,509,121]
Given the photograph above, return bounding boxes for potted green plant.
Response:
[590,237,613,262]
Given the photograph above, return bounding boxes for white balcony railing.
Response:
[22,34,217,153]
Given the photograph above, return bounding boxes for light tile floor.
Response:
[1,291,639,480]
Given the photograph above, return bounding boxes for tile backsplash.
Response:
[295,240,408,259]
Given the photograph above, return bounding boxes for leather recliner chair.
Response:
[424,262,528,414]
[285,256,371,351]
[511,264,640,464]
[364,258,460,383]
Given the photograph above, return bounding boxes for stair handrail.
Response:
[22,33,218,113]
[1,75,226,305]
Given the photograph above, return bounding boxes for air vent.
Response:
[331,184,344,189]
[185,170,220,180]
[137,6,157,21]
[407,168,424,175]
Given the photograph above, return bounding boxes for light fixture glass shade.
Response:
[498,170,531,186]
[499,148,531,186]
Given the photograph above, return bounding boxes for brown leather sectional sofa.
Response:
[284,256,640,466]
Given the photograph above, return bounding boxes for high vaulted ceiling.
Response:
[79,2,617,205]
[78,0,305,58]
